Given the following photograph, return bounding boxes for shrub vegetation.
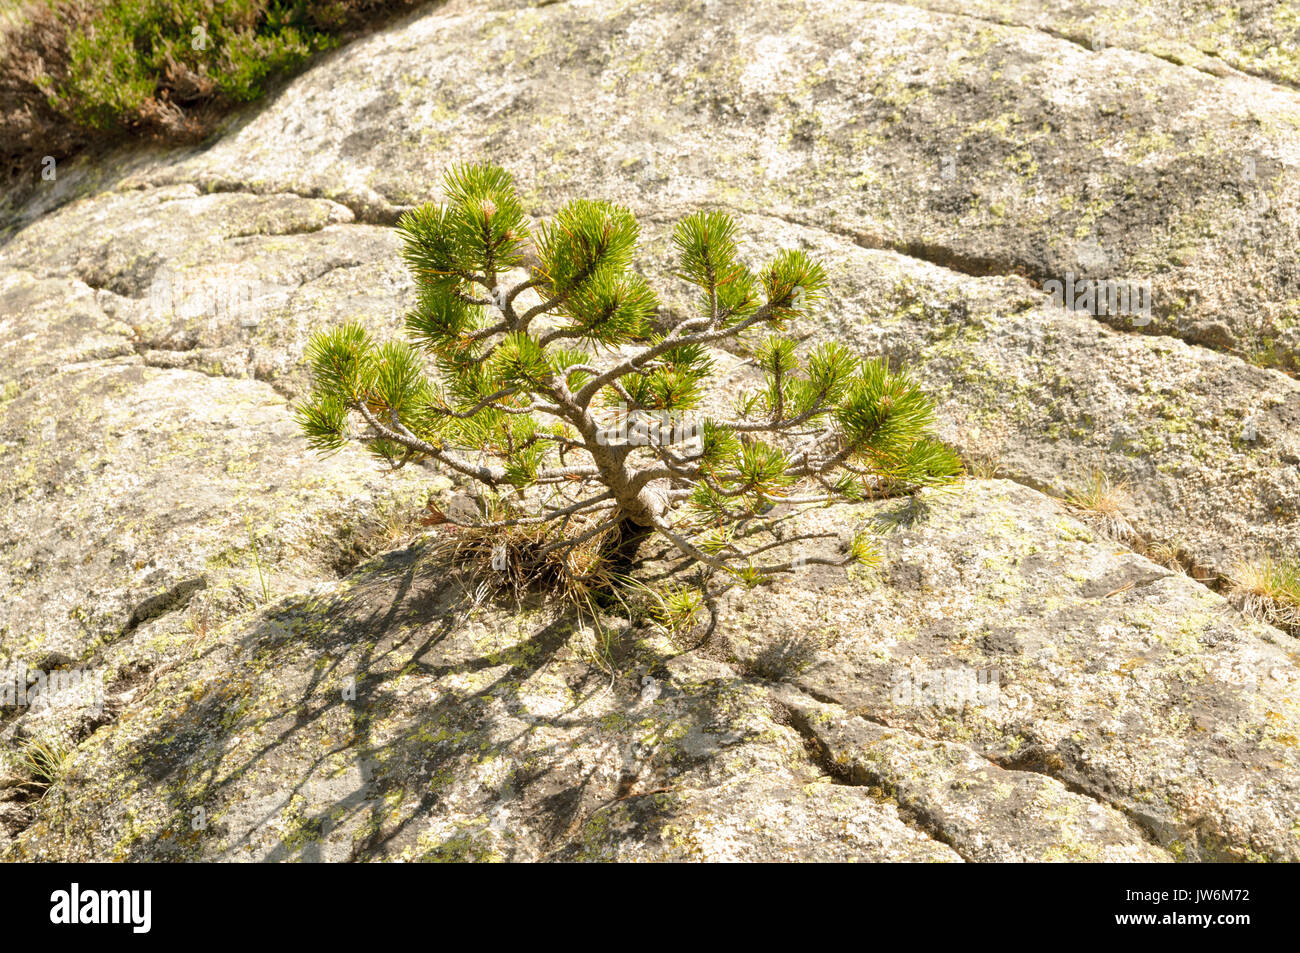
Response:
[1,0,423,184]
[298,163,961,597]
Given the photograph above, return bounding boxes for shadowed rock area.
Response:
[1,0,1297,861]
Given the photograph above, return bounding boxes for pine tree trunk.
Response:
[604,517,652,571]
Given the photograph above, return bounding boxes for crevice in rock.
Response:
[775,698,977,861]
[787,673,1178,842]
[188,178,409,226]
[122,575,208,636]
[984,468,1222,579]
[785,681,1178,858]
[0,692,120,841]
[222,216,342,240]
[986,743,1187,857]
[992,462,1299,643]
[131,332,203,354]
[711,204,1296,378]
[883,0,1300,95]
[99,653,189,715]
[1200,48,1300,93]
[133,345,253,380]
[983,467,1272,626]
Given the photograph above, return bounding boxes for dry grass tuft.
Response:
[1231,556,1300,633]
[965,451,1005,480]
[13,736,71,800]
[1065,468,1134,540]
[1144,539,1187,574]
[425,513,621,614]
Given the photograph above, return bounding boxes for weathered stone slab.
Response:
[714,480,1300,861]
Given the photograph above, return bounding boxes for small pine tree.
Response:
[298,163,959,589]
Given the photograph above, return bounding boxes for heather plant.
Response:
[298,163,960,593]
[48,0,329,131]
[1,0,423,182]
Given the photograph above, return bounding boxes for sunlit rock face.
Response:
[1,0,1297,862]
